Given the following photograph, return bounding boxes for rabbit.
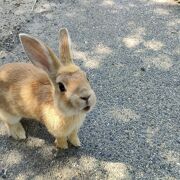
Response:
[0,28,96,149]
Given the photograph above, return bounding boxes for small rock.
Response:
[0,51,7,58]
[140,67,146,72]
[2,174,7,179]
[1,169,7,179]
[14,3,20,7]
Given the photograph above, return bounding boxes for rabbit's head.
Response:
[20,29,96,116]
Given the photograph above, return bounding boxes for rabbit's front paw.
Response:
[69,132,81,147]
[55,137,68,149]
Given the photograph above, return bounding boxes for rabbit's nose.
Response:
[80,95,90,101]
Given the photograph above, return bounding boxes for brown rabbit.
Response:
[0,28,96,149]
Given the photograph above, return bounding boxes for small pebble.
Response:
[140,67,146,72]
[1,169,7,179]
[2,174,7,179]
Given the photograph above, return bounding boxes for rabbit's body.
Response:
[0,63,52,120]
[0,29,96,149]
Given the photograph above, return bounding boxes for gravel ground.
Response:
[0,0,180,179]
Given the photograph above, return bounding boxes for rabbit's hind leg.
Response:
[0,109,26,140]
[7,122,26,140]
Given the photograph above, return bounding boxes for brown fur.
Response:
[0,63,53,119]
[0,29,96,149]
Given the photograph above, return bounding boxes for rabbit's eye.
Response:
[59,82,66,92]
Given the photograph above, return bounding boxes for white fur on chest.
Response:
[42,105,86,137]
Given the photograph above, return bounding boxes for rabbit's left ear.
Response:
[59,28,74,65]
[19,34,60,75]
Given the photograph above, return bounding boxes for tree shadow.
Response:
[0,0,180,179]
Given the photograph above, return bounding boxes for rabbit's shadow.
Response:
[21,118,83,151]
[21,118,54,144]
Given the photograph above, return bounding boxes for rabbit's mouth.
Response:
[83,106,90,111]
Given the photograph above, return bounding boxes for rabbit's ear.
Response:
[19,34,60,74]
[59,28,73,65]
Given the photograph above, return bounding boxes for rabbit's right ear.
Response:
[59,28,73,65]
[19,34,60,75]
